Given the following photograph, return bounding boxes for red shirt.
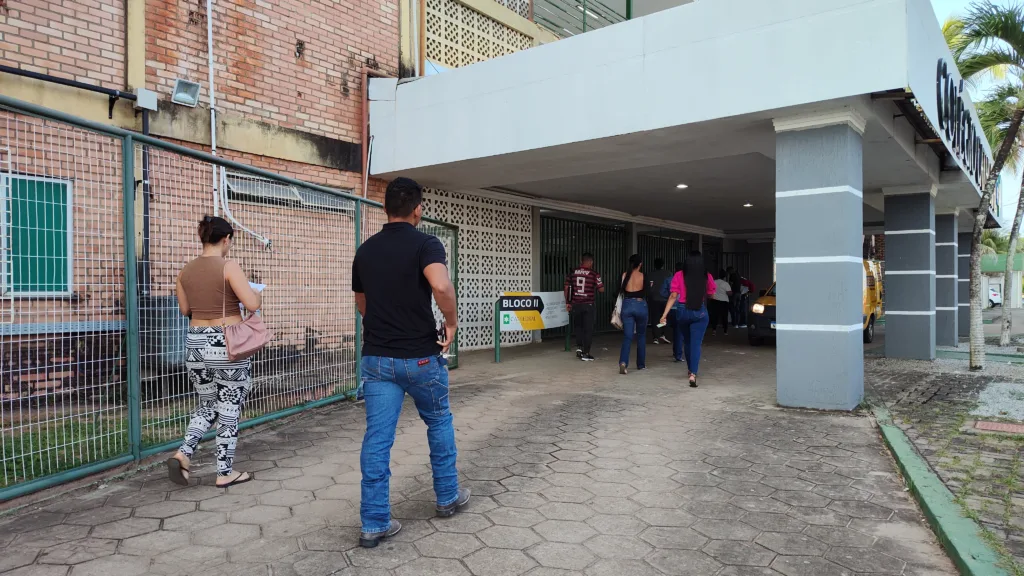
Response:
[565,267,604,304]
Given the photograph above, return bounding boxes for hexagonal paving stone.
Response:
[638,526,708,550]
[13,523,90,548]
[91,517,161,540]
[119,530,191,555]
[827,500,893,520]
[502,476,552,493]
[716,568,787,576]
[584,559,663,576]
[540,486,593,503]
[135,500,197,519]
[496,492,547,509]
[583,514,647,537]
[718,481,775,497]
[586,469,637,484]
[65,506,132,526]
[0,549,40,572]
[414,531,483,558]
[486,507,546,528]
[646,549,723,576]
[200,494,258,513]
[259,489,315,507]
[731,496,791,514]
[301,527,361,551]
[37,538,117,565]
[812,485,870,501]
[395,557,471,576]
[549,461,595,474]
[430,512,492,534]
[583,534,651,560]
[528,542,596,571]
[825,547,905,573]
[229,505,292,525]
[683,501,745,520]
[785,507,850,527]
[538,503,594,522]
[804,526,876,548]
[691,519,760,541]
[683,486,734,502]
[168,485,225,502]
[761,477,814,492]
[228,537,301,564]
[771,555,853,576]
[740,512,807,533]
[755,533,829,556]
[346,541,420,570]
[632,507,694,528]
[582,497,638,516]
[465,548,538,576]
[534,520,597,543]
[282,476,335,491]
[703,540,776,567]
[69,554,153,576]
[478,525,542,549]
[6,512,65,533]
[152,544,226,569]
[772,491,830,508]
[672,473,721,487]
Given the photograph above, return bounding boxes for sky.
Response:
[930,0,1022,225]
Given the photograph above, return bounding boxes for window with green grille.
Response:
[1,176,73,296]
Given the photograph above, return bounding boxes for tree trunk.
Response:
[999,183,1024,346]
[970,108,1024,369]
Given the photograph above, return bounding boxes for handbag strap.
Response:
[221,260,227,327]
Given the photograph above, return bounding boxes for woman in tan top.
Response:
[166,216,263,488]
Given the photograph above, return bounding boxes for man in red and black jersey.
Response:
[564,252,604,361]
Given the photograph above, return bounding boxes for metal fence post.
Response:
[494,299,501,363]
[122,135,142,461]
[450,226,460,369]
[354,201,362,391]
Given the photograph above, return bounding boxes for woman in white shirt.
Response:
[710,269,732,336]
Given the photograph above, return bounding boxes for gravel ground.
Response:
[869,356,1024,380]
[972,382,1024,420]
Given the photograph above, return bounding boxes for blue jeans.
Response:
[618,298,648,368]
[675,305,709,375]
[360,355,460,534]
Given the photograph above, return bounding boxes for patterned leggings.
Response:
[179,327,252,476]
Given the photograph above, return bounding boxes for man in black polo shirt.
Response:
[352,177,469,548]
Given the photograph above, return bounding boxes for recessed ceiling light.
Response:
[743,203,753,207]
[676,184,688,189]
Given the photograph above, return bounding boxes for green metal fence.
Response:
[540,216,626,338]
[637,233,693,276]
[0,95,458,501]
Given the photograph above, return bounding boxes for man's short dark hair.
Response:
[654,258,665,270]
[385,177,423,218]
[581,252,594,261]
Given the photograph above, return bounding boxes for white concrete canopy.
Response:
[369,0,999,236]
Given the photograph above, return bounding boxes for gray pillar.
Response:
[774,115,864,411]
[626,223,638,255]
[883,188,936,360]
[935,213,958,346]
[958,232,971,337]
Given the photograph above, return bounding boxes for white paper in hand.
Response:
[241,283,267,316]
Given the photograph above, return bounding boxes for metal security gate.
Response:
[0,95,458,501]
[540,216,626,337]
[638,233,691,276]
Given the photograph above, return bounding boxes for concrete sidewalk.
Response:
[1,334,955,576]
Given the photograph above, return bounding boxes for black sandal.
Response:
[166,458,190,486]
[689,374,698,388]
[217,471,253,488]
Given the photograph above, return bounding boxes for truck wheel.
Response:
[863,317,875,344]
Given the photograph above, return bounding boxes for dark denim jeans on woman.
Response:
[360,355,460,535]
[675,304,709,375]
[618,298,648,369]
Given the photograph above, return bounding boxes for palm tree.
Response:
[945,2,1024,368]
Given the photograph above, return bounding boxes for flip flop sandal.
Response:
[217,471,253,488]
[166,458,190,486]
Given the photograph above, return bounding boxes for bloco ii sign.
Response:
[497,292,569,331]
[936,59,991,190]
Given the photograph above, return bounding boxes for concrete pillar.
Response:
[935,212,958,346]
[626,223,638,256]
[958,232,971,337]
[883,187,936,360]
[773,110,865,411]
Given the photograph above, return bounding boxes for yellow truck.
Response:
[747,259,884,345]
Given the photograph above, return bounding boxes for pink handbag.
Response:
[222,265,273,361]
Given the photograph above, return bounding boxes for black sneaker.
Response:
[576,349,583,359]
[359,520,402,548]
[436,487,471,518]
[582,354,596,362]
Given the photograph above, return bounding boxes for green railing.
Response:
[0,94,458,501]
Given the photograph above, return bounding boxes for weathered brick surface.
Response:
[0,0,126,86]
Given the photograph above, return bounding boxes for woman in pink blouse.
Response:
[659,251,716,387]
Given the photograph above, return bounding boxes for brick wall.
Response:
[0,0,126,86]
[146,0,399,142]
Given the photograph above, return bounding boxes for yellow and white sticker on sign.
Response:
[498,292,570,332]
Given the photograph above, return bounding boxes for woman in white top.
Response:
[710,269,732,336]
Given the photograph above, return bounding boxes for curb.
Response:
[872,406,1008,576]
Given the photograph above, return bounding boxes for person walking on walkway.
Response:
[618,254,648,374]
[660,251,716,387]
[167,216,263,488]
[647,258,672,345]
[709,268,732,336]
[565,252,604,361]
[352,177,469,548]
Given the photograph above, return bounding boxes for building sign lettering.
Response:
[936,58,991,190]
